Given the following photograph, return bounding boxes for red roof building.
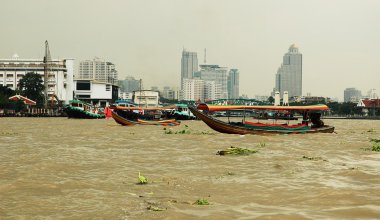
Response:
[357,99,380,108]
[9,95,36,105]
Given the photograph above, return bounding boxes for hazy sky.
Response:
[1,0,379,100]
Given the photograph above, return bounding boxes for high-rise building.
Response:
[344,88,362,103]
[228,69,239,99]
[181,49,198,88]
[198,64,228,100]
[118,76,140,93]
[181,78,204,101]
[78,57,118,85]
[0,54,74,103]
[274,44,302,98]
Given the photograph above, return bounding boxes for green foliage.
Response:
[194,199,209,205]
[367,129,375,133]
[217,146,258,156]
[370,138,380,143]
[18,72,44,107]
[327,102,363,116]
[368,145,380,152]
[138,172,147,184]
[0,85,16,108]
[365,139,380,152]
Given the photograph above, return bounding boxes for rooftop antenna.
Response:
[204,48,207,64]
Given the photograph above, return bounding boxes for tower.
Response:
[181,49,198,89]
[274,44,302,98]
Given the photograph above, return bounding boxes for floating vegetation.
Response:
[217,146,258,156]
[367,128,375,133]
[363,138,380,152]
[365,145,380,152]
[138,172,147,184]
[302,156,325,161]
[147,206,165,211]
[194,199,210,205]
[257,142,266,147]
[0,131,18,136]
[370,138,380,143]
[164,125,215,135]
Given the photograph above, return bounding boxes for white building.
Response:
[275,44,302,98]
[0,54,74,104]
[78,57,118,85]
[181,78,205,101]
[133,90,159,107]
[74,79,119,107]
[197,64,228,100]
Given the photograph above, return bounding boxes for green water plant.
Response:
[138,172,147,184]
[194,199,210,205]
[147,206,165,211]
[370,138,380,143]
[217,146,258,156]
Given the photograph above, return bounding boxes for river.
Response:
[0,118,379,219]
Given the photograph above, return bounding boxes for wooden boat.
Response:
[111,110,180,126]
[189,104,335,134]
[64,100,105,119]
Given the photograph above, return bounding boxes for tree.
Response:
[0,85,16,108]
[267,96,274,104]
[18,72,44,107]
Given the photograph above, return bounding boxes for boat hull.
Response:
[189,106,335,134]
[64,106,105,119]
[111,110,180,126]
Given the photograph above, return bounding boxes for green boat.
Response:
[64,100,105,119]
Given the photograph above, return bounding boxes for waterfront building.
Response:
[133,90,159,107]
[198,64,228,100]
[162,86,177,100]
[344,88,362,103]
[73,79,119,107]
[181,78,205,101]
[181,49,198,89]
[119,92,133,100]
[78,57,118,85]
[118,76,140,93]
[0,54,74,104]
[274,44,302,98]
[204,81,217,101]
[228,69,239,99]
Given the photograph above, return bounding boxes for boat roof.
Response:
[197,104,329,111]
[69,99,93,106]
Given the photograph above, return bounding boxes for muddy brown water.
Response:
[0,118,379,219]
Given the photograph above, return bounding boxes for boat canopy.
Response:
[196,104,330,111]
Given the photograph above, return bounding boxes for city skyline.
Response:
[1,0,379,101]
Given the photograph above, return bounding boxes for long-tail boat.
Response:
[64,100,105,119]
[110,106,180,126]
[189,104,334,134]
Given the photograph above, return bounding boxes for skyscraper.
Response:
[344,88,362,103]
[181,49,198,88]
[198,64,228,100]
[118,76,140,93]
[228,69,239,99]
[274,44,302,98]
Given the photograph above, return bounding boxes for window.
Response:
[77,82,91,90]
[106,84,110,91]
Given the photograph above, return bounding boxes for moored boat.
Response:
[189,104,335,134]
[111,109,180,126]
[64,100,105,119]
